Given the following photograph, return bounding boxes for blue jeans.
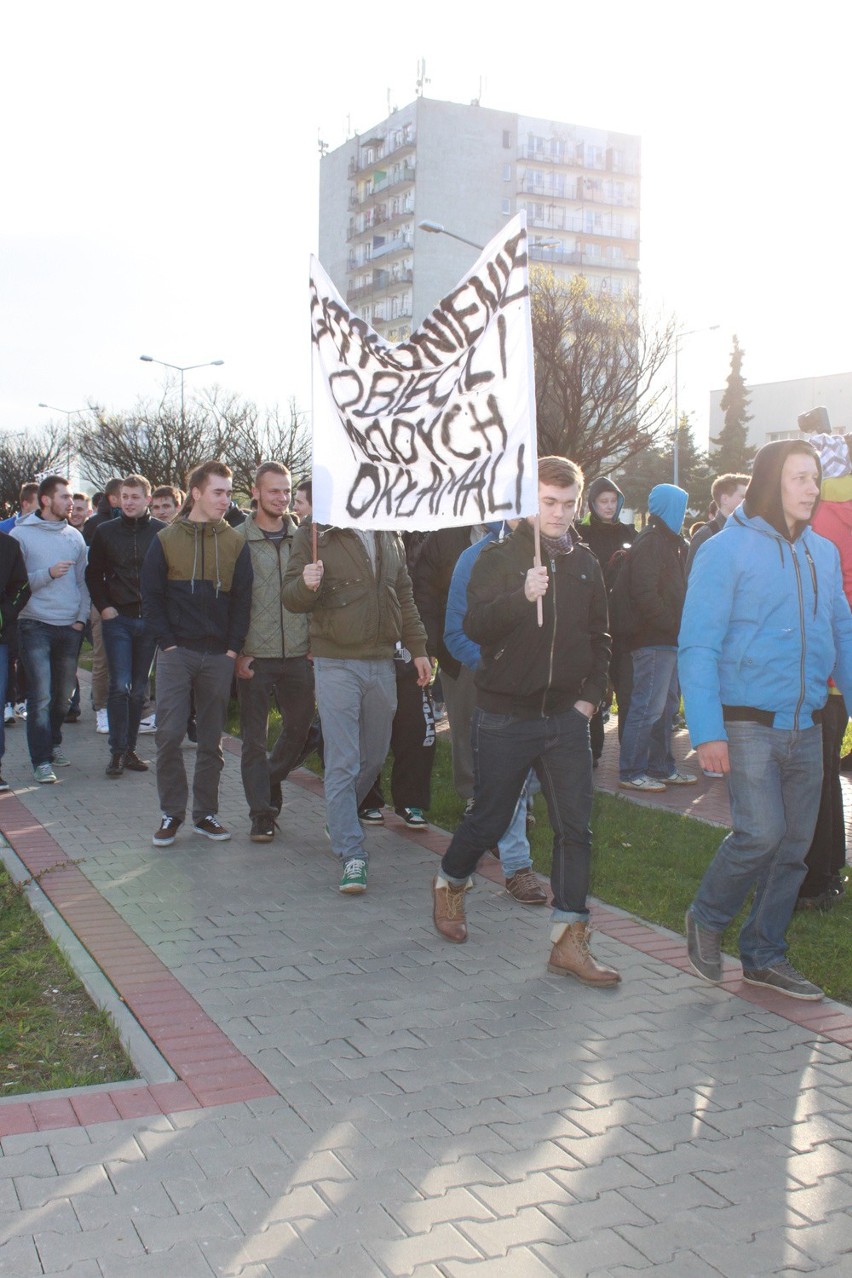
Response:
[691,721,823,969]
[442,707,594,921]
[497,783,533,875]
[619,646,679,781]
[18,619,83,767]
[0,643,8,764]
[314,657,397,864]
[101,614,157,753]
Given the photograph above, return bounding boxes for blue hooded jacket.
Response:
[444,522,509,670]
[678,441,852,744]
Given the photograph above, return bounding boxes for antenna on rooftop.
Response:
[416,58,430,98]
[317,130,328,157]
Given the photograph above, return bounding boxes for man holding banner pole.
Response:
[282,525,430,893]
[431,456,621,987]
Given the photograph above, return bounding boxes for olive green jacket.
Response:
[239,514,310,659]
[282,525,427,660]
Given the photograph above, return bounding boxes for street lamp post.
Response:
[672,325,720,486]
[139,355,224,431]
[418,220,485,251]
[37,403,87,480]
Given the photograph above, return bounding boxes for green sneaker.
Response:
[34,763,57,784]
[52,750,71,767]
[339,857,368,894]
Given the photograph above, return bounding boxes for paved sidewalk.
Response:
[1,708,851,1276]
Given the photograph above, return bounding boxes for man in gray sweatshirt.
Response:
[11,475,90,782]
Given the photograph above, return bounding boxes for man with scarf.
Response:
[431,456,619,986]
[680,440,852,1000]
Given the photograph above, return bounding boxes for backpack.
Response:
[604,543,636,640]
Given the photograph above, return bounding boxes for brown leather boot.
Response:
[547,922,620,986]
[432,876,468,943]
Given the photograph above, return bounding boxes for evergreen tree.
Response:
[675,413,713,516]
[712,335,756,471]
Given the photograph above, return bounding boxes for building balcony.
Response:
[354,164,416,205]
[371,236,412,261]
[348,133,416,178]
[528,244,638,271]
[346,268,414,304]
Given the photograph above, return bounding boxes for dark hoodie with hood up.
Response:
[624,483,689,649]
[580,477,637,570]
[679,440,852,744]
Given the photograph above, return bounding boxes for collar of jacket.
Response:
[514,519,581,552]
[119,511,152,528]
[175,516,229,539]
[244,512,297,541]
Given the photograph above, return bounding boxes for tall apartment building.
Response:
[318,96,641,344]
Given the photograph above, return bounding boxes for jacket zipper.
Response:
[541,556,558,715]
[791,543,807,730]
[276,540,285,657]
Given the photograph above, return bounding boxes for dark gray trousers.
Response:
[154,647,234,822]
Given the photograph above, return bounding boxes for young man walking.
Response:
[11,476,89,783]
[431,457,619,986]
[86,475,164,778]
[681,441,852,1000]
[141,461,253,846]
[283,520,430,894]
[236,463,315,842]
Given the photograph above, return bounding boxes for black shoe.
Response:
[270,780,283,815]
[250,815,276,843]
[685,908,722,984]
[186,718,198,744]
[123,750,149,772]
[0,774,9,792]
[795,892,832,913]
[64,710,81,724]
[106,752,125,778]
[829,872,848,899]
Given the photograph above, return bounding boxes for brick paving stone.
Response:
[0,1234,42,1278]
[2,705,852,1274]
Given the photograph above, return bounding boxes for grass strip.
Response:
[0,864,136,1096]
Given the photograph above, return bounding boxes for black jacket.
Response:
[412,526,478,680]
[685,512,724,576]
[86,512,166,617]
[580,513,637,573]
[464,521,610,717]
[82,496,120,546]
[626,516,688,649]
[0,531,30,642]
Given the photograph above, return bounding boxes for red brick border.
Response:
[0,790,276,1139]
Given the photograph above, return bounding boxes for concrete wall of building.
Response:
[412,98,517,323]
[709,371,852,450]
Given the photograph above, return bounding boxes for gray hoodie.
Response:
[10,513,90,625]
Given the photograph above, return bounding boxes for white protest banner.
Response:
[309,212,537,530]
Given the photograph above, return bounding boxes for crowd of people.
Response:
[0,431,848,1001]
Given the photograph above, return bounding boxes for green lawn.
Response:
[0,866,136,1096]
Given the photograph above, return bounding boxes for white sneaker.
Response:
[96,708,109,734]
[619,775,667,793]
[138,714,157,734]
[659,769,698,786]
[14,701,27,720]
[4,703,15,725]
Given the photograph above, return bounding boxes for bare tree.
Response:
[76,385,311,500]
[196,391,312,499]
[532,269,676,476]
[0,426,67,515]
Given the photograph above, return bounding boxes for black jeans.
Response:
[800,694,847,899]
[441,706,594,919]
[237,656,316,818]
[360,660,436,811]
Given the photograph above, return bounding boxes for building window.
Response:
[503,129,511,148]
[502,197,511,216]
[502,162,512,181]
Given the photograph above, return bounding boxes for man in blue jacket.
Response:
[680,440,852,1000]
